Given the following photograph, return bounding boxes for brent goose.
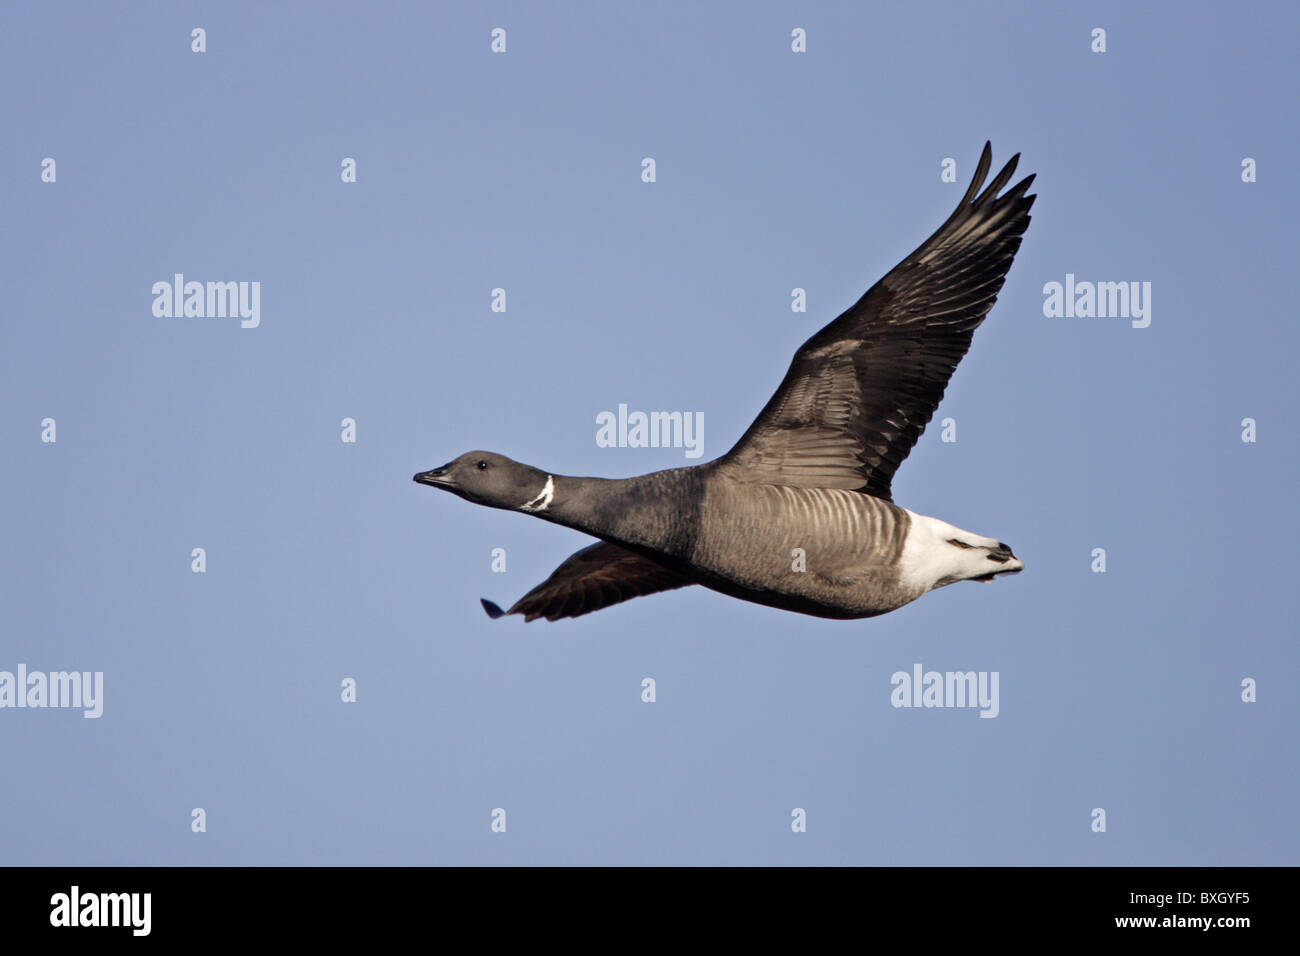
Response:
[415,143,1034,621]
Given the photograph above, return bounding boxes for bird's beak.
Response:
[413,464,456,488]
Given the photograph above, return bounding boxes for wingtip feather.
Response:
[964,143,993,203]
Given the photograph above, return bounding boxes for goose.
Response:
[415,143,1035,622]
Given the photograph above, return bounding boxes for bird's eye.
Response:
[477,461,488,470]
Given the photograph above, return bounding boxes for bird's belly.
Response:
[690,482,919,617]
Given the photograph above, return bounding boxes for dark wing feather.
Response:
[488,541,695,622]
[719,142,1036,501]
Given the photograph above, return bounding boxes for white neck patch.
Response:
[520,475,555,512]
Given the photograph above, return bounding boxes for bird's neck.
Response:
[521,467,704,558]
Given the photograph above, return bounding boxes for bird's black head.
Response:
[413,451,551,511]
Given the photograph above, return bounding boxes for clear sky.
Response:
[2,1,1295,865]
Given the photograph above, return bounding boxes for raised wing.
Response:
[718,143,1036,501]
[481,541,695,623]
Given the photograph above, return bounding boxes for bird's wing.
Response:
[718,142,1036,501]
[482,541,695,622]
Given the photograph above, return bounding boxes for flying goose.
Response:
[415,143,1035,621]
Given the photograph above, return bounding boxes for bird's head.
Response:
[413,451,552,511]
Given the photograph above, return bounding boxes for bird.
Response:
[415,143,1035,622]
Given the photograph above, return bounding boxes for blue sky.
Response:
[1,1,1295,865]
